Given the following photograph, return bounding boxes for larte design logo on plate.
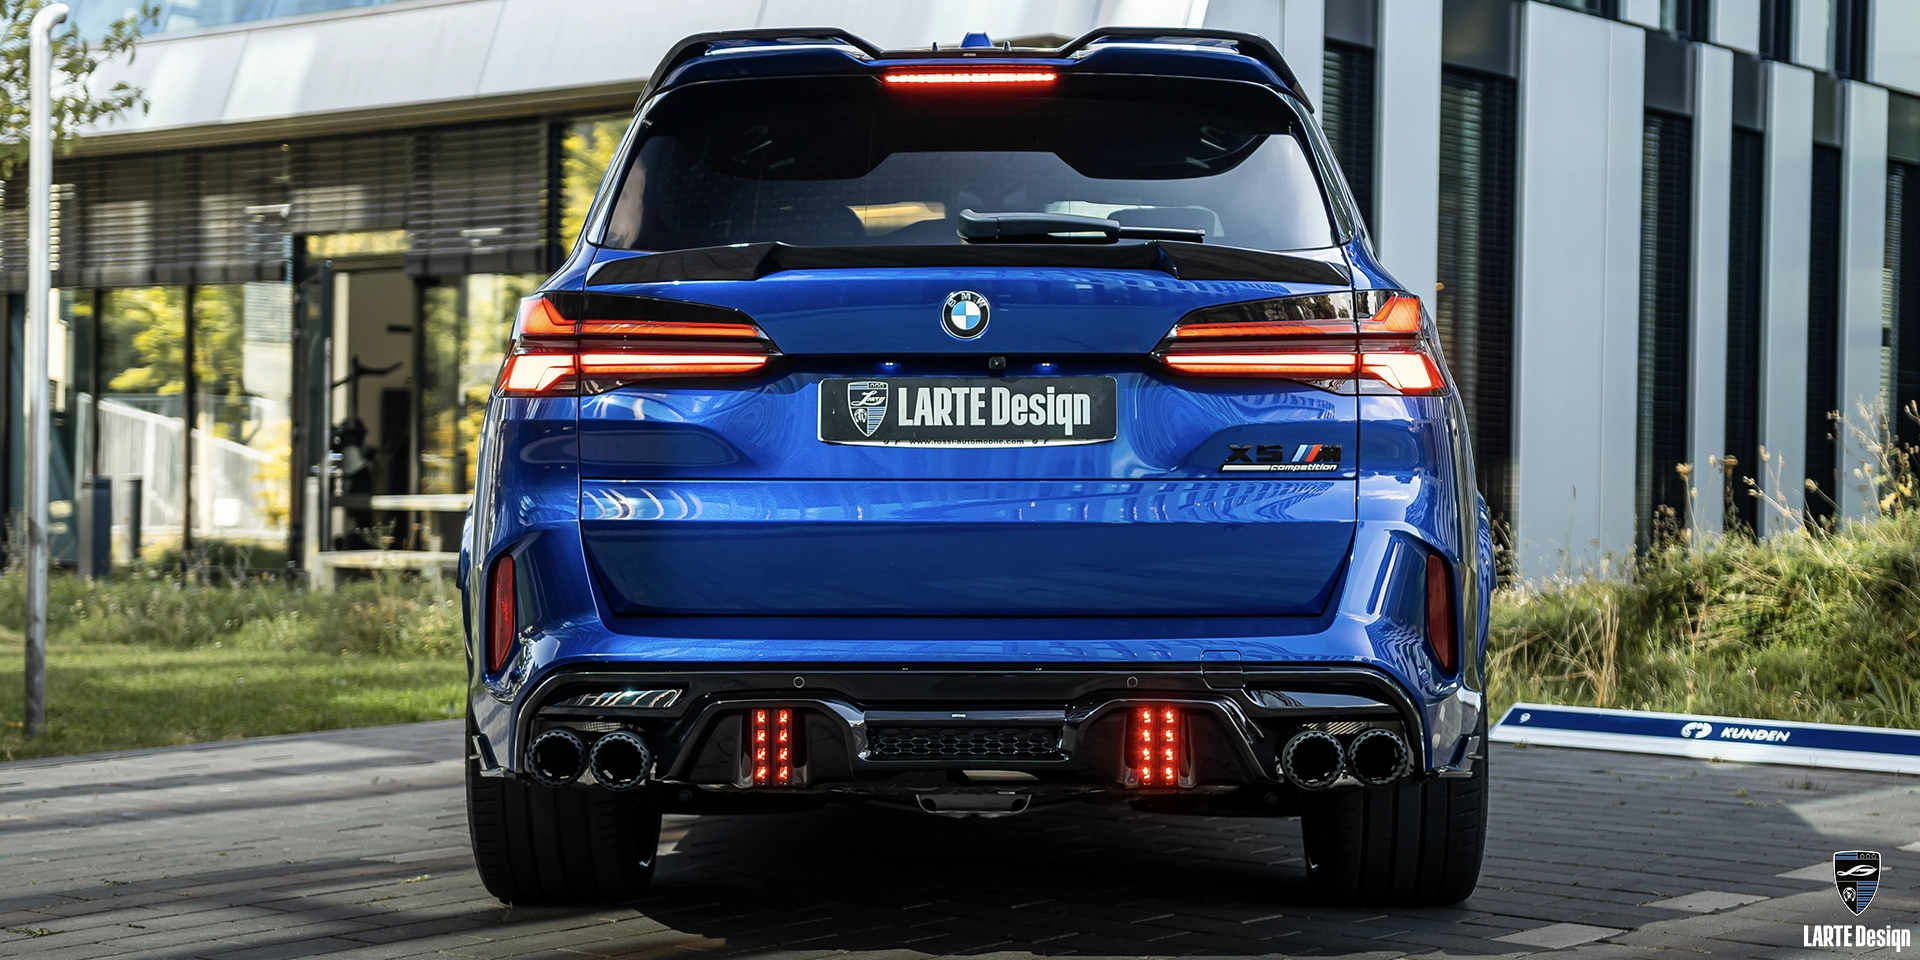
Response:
[820,377,1118,445]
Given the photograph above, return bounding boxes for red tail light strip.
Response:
[486,556,516,673]
[499,296,776,396]
[749,708,795,786]
[1130,705,1184,786]
[884,69,1057,86]
[1426,555,1457,674]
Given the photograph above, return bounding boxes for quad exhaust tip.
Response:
[1279,729,1344,789]
[588,731,654,791]
[1279,728,1412,789]
[1347,728,1411,786]
[527,728,586,786]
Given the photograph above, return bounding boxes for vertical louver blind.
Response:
[1806,144,1844,524]
[1437,68,1518,532]
[1892,163,1920,447]
[1636,112,1694,543]
[291,133,411,237]
[1726,129,1766,533]
[408,122,552,276]
[0,118,554,292]
[1321,40,1376,233]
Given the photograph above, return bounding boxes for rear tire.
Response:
[466,715,662,904]
[1299,723,1487,905]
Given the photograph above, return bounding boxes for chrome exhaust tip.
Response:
[1279,729,1344,790]
[587,731,653,791]
[526,728,586,786]
[1347,728,1411,786]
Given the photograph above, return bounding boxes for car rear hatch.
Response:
[510,64,1427,619]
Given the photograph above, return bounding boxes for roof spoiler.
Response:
[639,28,884,105]
[1055,26,1312,112]
[638,25,1312,112]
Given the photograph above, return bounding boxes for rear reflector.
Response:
[486,556,516,674]
[884,69,1057,86]
[749,708,795,786]
[1426,554,1456,674]
[499,295,777,396]
[1129,705,1185,787]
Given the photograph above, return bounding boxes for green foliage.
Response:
[0,640,463,762]
[0,570,464,760]
[0,1,156,178]
[1488,510,1920,726]
[0,568,462,657]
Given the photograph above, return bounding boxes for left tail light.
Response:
[486,555,516,673]
[1154,291,1444,394]
[498,294,778,397]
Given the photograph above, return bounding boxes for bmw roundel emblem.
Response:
[942,290,990,339]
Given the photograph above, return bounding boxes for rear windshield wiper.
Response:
[957,209,1206,245]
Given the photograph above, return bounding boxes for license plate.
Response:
[819,377,1118,446]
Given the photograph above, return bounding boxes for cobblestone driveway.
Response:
[2,721,1916,958]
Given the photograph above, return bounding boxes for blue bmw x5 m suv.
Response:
[463,26,1492,906]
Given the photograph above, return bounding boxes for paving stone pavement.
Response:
[2,721,1918,959]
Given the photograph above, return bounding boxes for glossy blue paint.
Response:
[461,37,1490,782]
[579,479,1354,615]
[578,372,1356,480]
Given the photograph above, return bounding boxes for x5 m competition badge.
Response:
[1835,851,1881,915]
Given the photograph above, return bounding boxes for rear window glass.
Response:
[600,74,1338,253]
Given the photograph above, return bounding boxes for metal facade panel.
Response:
[1838,81,1889,518]
[1511,2,1644,578]
[83,33,247,136]
[1872,0,1920,97]
[221,1,504,122]
[478,0,764,98]
[1374,0,1442,313]
[1759,61,1813,532]
[1689,43,1733,535]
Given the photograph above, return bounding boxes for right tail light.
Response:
[486,555,517,674]
[1154,291,1444,393]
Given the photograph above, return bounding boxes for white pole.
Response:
[24,3,69,737]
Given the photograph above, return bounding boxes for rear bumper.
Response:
[472,663,1484,798]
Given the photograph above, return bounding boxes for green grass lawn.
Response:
[1488,507,1920,727]
[0,572,466,762]
[0,638,464,761]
